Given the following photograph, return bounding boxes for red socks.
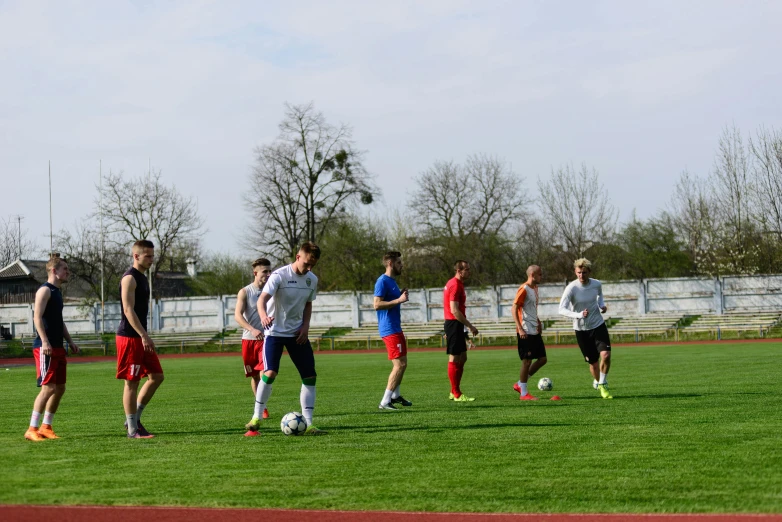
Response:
[448,362,460,396]
[448,361,466,396]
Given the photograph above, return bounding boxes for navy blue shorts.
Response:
[262,335,317,378]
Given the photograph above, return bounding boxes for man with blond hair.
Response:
[117,239,164,438]
[24,256,80,441]
[558,258,613,399]
[511,265,547,401]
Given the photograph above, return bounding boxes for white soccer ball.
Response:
[280,412,308,436]
[537,377,553,391]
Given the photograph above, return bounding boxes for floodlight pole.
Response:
[100,160,105,334]
[48,161,53,254]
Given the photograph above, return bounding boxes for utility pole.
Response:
[12,215,23,259]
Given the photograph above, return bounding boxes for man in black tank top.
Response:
[24,256,80,442]
[116,240,164,439]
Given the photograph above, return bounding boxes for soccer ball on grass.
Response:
[280,412,308,436]
[537,377,553,391]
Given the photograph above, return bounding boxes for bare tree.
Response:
[665,170,713,265]
[99,169,205,296]
[708,125,758,273]
[244,103,378,260]
[409,154,524,239]
[53,221,127,303]
[537,163,617,260]
[0,216,37,267]
[750,126,782,238]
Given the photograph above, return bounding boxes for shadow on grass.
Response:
[562,392,704,400]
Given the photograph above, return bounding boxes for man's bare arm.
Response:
[450,301,478,335]
[121,275,155,351]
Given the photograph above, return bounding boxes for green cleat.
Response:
[304,425,327,436]
[453,394,475,402]
[245,417,261,431]
[449,393,455,400]
[598,384,613,399]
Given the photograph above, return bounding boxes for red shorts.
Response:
[116,335,164,381]
[241,339,265,377]
[33,347,67,386]
[382,332,407,360]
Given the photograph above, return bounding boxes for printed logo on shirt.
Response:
[306,278,312,287]
[288,281,297,284]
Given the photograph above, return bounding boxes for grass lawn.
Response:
[1,342,781,513]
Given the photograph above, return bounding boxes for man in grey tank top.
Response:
[234,258,272,421]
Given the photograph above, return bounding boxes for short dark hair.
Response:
[252,257,271,268]
[298,241,321,260]
[133,239,155,251]
[454,260,469,272]
[383,251,402,265]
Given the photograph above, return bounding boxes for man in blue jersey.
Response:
[25,255,80,441]
[373,251,411,411]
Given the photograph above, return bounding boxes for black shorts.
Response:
[517,333,546,360]
[575,323,611,364]
[263,336,317,378]
[444,320,467,355]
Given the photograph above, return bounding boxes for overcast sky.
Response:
[2,1,781,258]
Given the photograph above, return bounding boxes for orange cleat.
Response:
[513,383,522,395]
[24,428,45,441]
[520,394,539,401]
[262,408,269,419]
[37,424,60,439]
[244,430,261,437]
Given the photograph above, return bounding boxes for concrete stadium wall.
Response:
[4,274,782,336]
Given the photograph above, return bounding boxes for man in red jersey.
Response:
[443,260,478,401]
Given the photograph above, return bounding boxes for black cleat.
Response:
[391,396,413,407]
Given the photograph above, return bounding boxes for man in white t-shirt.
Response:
[511,265,547,401]
[244,242,326,435]
[558,258,613,399]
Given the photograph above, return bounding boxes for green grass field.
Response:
[1,342,781,514]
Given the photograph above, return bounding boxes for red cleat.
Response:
[262,408,269,419]
[513,383,522,395]
[520,394,539,401]
[550,395,562,401]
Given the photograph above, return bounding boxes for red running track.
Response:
[1,506,781,522]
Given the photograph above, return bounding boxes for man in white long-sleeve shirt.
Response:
[558,258,613,399]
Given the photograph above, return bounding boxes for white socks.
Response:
[599,372,607,385]
[127,414,138,435]
[30,411,41,428]
[136,403,146,423]
[301,384,316,425]
[520,382,528,395]
[381,389,393,405]
[43,411,54,425]
[392,385,400,399]
[254,381,273,420]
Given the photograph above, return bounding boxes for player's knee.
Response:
[601,351,611,362]
[152,373,165,384]
[539,357,548,366]
[264,370,278,379]
[397,358,408,369]
[55,384,66,396]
